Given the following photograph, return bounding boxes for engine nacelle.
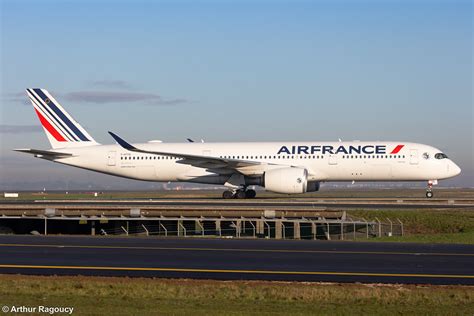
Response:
[263,167,309,194]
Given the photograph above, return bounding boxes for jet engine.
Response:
[263,167,319,194]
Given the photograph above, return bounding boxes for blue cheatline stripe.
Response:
[33,89,90,141]
[27,90,77,142]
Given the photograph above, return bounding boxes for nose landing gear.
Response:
[425,180,437,198]
[222,188,257,199]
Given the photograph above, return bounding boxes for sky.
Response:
[0,0,472,190]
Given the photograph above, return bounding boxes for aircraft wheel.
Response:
[223,190,234,199]
[245,189,256,198]
[426,191,433,198]
[235,190,247,199]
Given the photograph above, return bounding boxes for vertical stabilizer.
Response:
[26,88,99,149]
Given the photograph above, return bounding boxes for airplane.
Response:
[15,88,461,199]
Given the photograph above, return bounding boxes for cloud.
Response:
[64,91,186,105]
[4,89,187,106]
[64,91,160,103]
[88,80,132,89]
[3,92,30,106]
[0,125,42,134]
[156,98,188,105]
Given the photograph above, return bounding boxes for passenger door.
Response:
[107,151,116,166]
[409,149,418,165]
[328,153,338,165]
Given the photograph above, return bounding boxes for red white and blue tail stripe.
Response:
[26,88,98,149]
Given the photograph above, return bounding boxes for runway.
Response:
[0,235,472,285]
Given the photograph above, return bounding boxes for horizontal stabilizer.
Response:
[14,148,73,158]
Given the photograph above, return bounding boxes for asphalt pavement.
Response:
[0,235,472,285]
[2,199,473,209]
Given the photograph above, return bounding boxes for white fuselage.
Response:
[21,88,461,194]
[48,141,461,186]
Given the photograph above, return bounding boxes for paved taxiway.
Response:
[0,235,472,285]
[3,198,473,210]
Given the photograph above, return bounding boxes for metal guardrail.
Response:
[96,217,403,240]
[0,206,403,240]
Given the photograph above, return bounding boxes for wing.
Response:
[108,132,284,175]
[14,148,73,159]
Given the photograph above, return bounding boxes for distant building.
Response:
[4,193,19,198]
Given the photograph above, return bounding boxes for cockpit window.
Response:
[435,153,448,159]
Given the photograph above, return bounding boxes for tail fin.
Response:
[26,88,99,149]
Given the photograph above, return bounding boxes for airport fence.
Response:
[98,217,403,241]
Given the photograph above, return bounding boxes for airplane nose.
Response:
[450,162,461,177]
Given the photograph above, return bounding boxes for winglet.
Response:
[108,132,137,151]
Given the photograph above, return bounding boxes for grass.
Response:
[0,275,472,315]
[350,209,474,244]
[374,231,474,244]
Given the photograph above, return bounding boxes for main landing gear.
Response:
[222,188,257,199]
